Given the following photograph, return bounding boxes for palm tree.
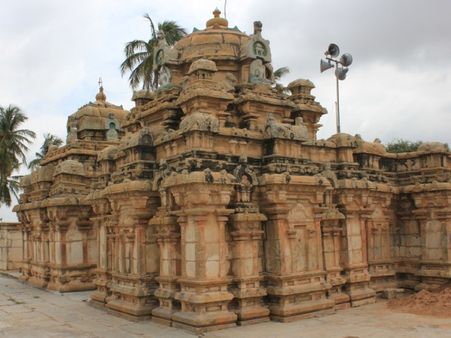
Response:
[120,13,187,90]
[274,67,290,81]
[28,133,63,170]
[0,105,35,206]
[0,174,20,207]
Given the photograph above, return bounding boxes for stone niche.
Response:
[13,8,451,334]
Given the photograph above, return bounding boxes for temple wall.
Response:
[0,222,22,271]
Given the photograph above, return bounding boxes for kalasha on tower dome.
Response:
[150,9,277,89]
[13,8,451,335]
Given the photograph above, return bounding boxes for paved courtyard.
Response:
[0,273,450,338]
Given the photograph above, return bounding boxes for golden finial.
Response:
[206,8,228,29]
[95,78,106,102]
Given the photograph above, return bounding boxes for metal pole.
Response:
[336,75,341,134]
[224,0,227,19]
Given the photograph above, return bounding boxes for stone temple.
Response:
[11,9,451,333]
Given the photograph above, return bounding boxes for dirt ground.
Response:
[0,273,451,338]
[388,284,451,317]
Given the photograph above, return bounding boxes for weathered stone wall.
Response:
[0,222,22,271]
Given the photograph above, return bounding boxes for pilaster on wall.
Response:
[46,205,96,292]
[365,197,397,292]
[150,206,180,326]
[229,206,269,325]
[16,203,97,293]
[336,188,376,306]
[410,186,451,290]
[16,211,32,282]
[394,193,421,289]
[163,171,237,333]
[103,187,160,319]
[89,197,112,306]
[320,208,349,309]
[21,208,50,288]
[259,174,334,322]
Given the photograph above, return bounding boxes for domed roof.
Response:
[174,11,249,63]
[354,137,386,155]
[98,145,119,161]
[417,142,449,153]
[54,160,85,176]
[288,79,315,90]
[31,165,55,183]
[327,133,356,147]
[188,58,218,74]
[67,86,129,132]
[120,128,153,150]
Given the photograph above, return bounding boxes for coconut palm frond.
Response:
[121,14,186,89]
[274,67,290,81]
[0,105,35,206]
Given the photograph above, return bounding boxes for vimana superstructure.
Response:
[13,10,451,333]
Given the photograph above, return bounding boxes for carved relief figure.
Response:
[158,66,172,87]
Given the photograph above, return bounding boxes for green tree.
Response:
[28,133,63,170]
[120,14,187,90]
[386,139,422,153]
[0,105,35,206]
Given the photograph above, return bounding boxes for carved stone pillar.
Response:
[229,207,269,325]
[165,171,237,333]
[105,188,160,319]
[339,204,376,306]
[46,205,96,292]
[365,205,396,292]
[150,209,180,325]
[394,193,421,288]
[89,198,112,306]
[413,189,451,290]
[17,212,32,282]
[26,208,50,289]
[320,210,349,309]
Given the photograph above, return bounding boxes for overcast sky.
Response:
[1,0,450,220]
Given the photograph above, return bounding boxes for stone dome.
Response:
[67,86,129,135]
[417,142,449,153]
[98,145,119,161]
[54,160,85,176]
[355,138,386,155]
[188,58,218,74]
[70,86,129,122]
[120,128,153,150]
[174,11,249,63]
[327,133,356,147]
[31,165,55,183]
[288,79,315,90]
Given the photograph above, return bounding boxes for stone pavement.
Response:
[0,273,450,338]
